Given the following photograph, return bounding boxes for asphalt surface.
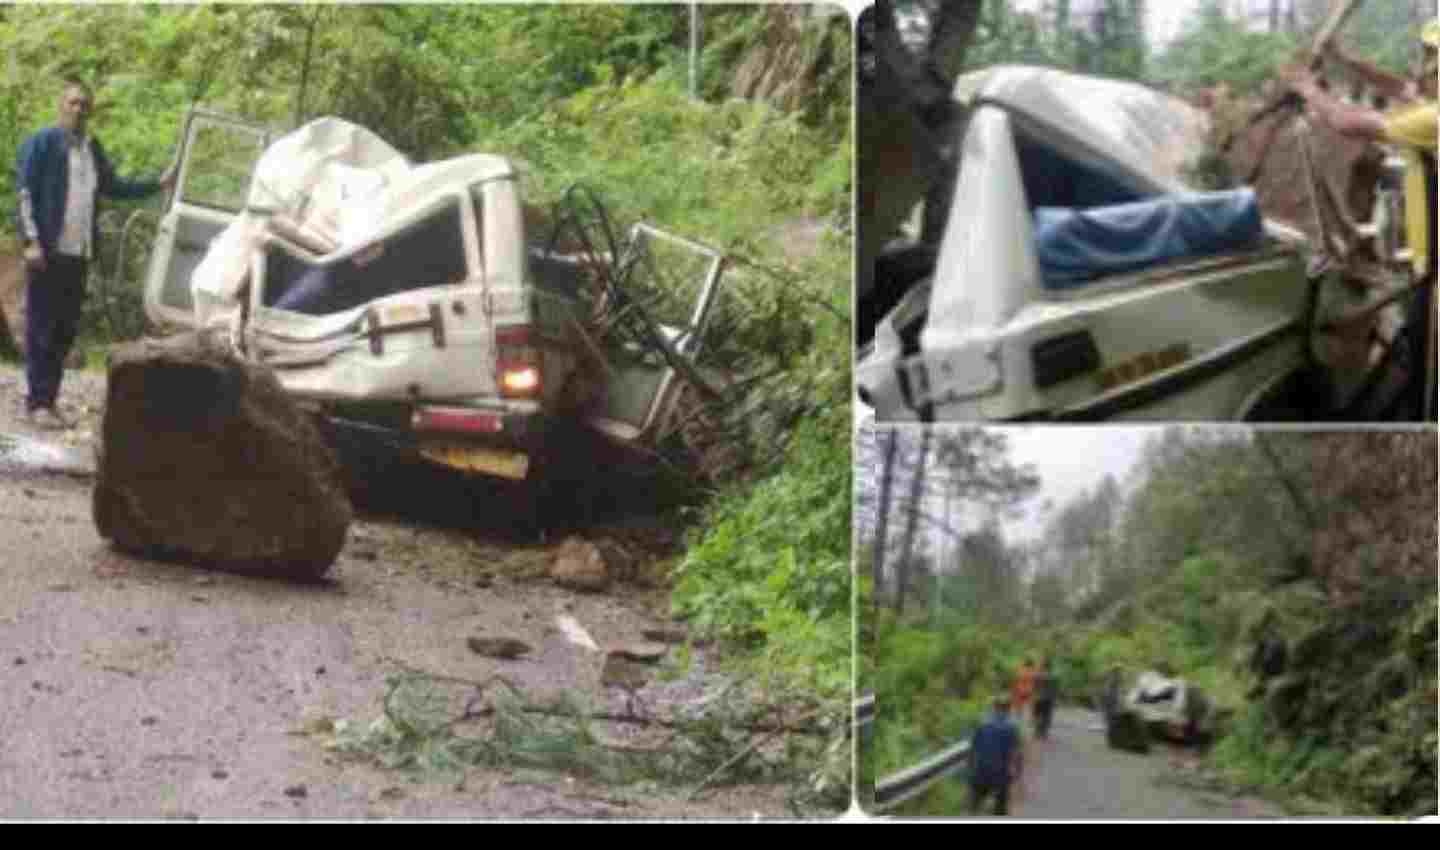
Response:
[0,423,799,820]
[1007,707,1285,820]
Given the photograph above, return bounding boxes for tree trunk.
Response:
[894,428,931,618]
[1254,432,1319,532]
[293,5,325,128]
[926,0,984,83]
[858,1,981,301]
[933,477,955,627]
[872,426,899,621]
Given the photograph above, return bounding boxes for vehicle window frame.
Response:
[172,112,271,217]
[251,192,472,318]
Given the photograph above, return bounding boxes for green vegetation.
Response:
[862,428,1436,817]
[2,5,851,808]
[1152,0,1428,97]
[962,0,1148,81]
[309,671,840,812]
[1150,2,1300,95]
[926,0,1429,99]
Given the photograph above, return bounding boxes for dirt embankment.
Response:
[1,244,26,357]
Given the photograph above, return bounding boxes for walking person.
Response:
[1033,658,1058,740]
[15,76,175,429]
[968,695,1024,816]
[1011,657,1038,727]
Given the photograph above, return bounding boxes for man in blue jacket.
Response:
[969,695,1024,816]
[15,77,174,428]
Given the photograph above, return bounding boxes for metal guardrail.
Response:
[857,692,974,813]
[873,740,971,812]
[856,691,874,731]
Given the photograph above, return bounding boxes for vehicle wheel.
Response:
[1104,709,1152,754]
[1243,368,1325,422]
[511,448,553,544]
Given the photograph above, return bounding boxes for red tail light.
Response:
[413,406,504,434]
[496,324,542,398]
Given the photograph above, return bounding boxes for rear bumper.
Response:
[321,404,558,480]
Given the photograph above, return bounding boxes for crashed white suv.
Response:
[145,111,725,485]
[858,66,1405,422]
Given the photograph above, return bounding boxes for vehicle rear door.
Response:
[586,223,728,443]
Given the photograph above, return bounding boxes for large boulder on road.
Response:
[92,331,351,579]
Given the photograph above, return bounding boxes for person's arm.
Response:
[91,138,165,200]
[1282,65,1389,141]
[16,133,46,269]
[1326,44,1417,103]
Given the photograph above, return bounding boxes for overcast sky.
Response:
[854,422,1162,551]
[1006,0,1200,50]
[1000,425,1156,542]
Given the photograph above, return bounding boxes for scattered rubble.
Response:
[467,637,533,660]
[549,537,613,593]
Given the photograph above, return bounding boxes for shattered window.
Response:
[181,121,267,213]
[1015,132,1147,213]
[264,200,468,315]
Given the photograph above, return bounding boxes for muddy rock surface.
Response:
[94,334,352,578]
[0,362,800,819]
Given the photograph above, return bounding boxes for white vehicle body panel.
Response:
[858,66,1315,422]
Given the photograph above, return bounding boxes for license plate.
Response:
[420,443,530,480]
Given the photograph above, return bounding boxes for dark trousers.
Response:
[25,254,87,411]
[970,778,1009,816]
[1034,699,1055,739]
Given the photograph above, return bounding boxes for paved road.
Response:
[0,430,795,819]
[1006,707,1285,820]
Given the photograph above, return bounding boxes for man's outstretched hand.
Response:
[23,241,46,272]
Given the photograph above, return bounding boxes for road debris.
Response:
[467,636,533,660]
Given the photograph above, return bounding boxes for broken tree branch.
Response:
[382,659,831,737]
[683,705,827,801]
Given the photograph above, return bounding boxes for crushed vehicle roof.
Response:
[950,65,1212,196]
[190,117,524,321]
[246,117,520,248]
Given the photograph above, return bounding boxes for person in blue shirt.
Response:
[15,76,174,429]
[969,695,1024,815]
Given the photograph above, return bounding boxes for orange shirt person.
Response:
[1012,658,1038,715]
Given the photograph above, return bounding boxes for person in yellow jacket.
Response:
[1283,22,1438,419]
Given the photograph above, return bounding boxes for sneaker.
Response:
[33,407,71,430]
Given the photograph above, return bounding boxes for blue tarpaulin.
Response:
[1033,188,1264,290]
